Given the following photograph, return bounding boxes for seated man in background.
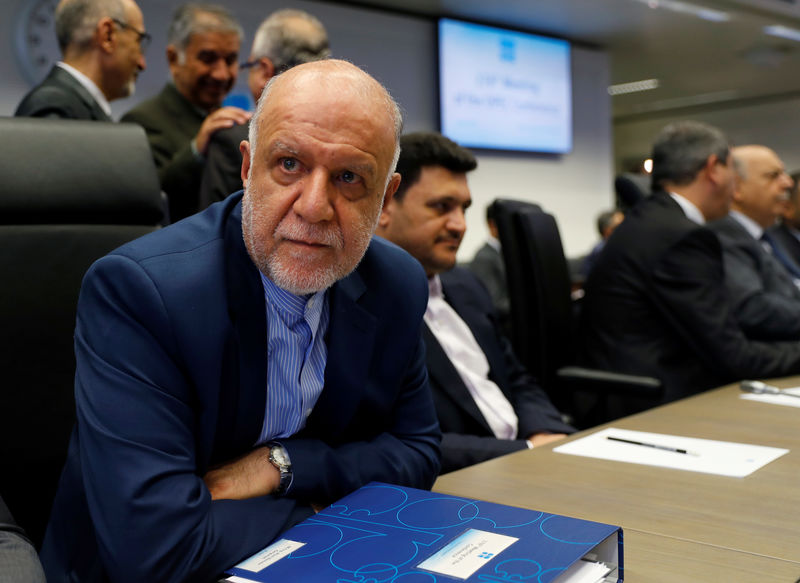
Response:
[469,201,511,334]
[40,60,441,583]
[581,121,800,417]
[198,8,330,210]
[15,0,147,120]
[122,3,251,221]
[581,208,624,279]
[377,131,573,474]
[767,171,800,268]
[709,145,800,340]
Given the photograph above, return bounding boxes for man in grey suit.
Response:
[709,145,800,340]
[0,494,45,583]
[767,171,800,268]
[15,0,147,120]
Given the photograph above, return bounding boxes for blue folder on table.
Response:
[224,482,623,582]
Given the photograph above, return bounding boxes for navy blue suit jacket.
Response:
[40,193,441,582]
[424,268,573,474]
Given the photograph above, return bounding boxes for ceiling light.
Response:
[763,25,800,43]
[634,0,730,22]
[608,79,660,96]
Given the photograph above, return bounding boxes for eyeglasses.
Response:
[112,18,152,51]
[239,59,260,70]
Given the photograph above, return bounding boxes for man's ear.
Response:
[166,45,180,67]
[383,173,401,209]
[96,17,116,54]
[240,140,251,188]
[259,57,276,81]
[378,174,401,229]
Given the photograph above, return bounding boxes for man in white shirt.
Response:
[16,0,148,120]
[581,121,800,419]
[709,145,800,340]
[376,131,573,473]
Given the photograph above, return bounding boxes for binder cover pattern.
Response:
[227,482,623,582]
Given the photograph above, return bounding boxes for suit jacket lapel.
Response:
[217,203,267,459]
[440,276,502,373]
[305,270,377,438]
[52,66,112,121]
[422,314,494,436]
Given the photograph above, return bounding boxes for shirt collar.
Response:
[729,210,764,240]
[260,272,326,330]
[428,274,444,301]
[669,191,706,225]
[56,62,112,118]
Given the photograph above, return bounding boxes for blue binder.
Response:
[225,482,623,582]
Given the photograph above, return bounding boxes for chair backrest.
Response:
[515,208,576,386]
[491,199,542,360]
[493,200,577,411]
[0,117,164,548]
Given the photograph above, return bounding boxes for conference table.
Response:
[433,378,800,581]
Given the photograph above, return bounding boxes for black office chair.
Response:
[494,200,661,428]
[490,199,541,362]
[614,173,651,211]
[0,117,164,548]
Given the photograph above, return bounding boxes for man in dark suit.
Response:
[122,3,250,222]
[581,121,800,416]
[15,0,147,120]
[709,145,800,340]
[469,201,511,332]
[40,60,440,583]
[768,171,800,267]
[198,9,330,211]
[376,132,573,474]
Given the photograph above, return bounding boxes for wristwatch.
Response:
[267,442,292,495]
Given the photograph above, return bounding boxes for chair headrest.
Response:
[0,117,164,225]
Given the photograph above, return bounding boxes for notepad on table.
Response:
[554,427,788,477]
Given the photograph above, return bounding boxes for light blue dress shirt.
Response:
[257,272,329,445]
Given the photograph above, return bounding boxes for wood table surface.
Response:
[434,378,800,574]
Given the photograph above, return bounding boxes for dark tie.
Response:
[761,231,800,279]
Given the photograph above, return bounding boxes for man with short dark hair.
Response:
[377,131,573,473]
[40,60,440,583]
[581,208,624,278]
[709,145,800,340]
[122,3,250,221]
[581,121,800,415]
[15,0,147,120]
[198,8,330,209]
[469,201,510,329]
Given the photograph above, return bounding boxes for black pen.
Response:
[606,436,689,454]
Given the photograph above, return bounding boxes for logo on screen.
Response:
[499,39,516,63]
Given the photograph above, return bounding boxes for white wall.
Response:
[2,0,613,259]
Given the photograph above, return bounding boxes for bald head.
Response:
[248,59,402,180]
[239,59,404,294]
[732,145,794,228]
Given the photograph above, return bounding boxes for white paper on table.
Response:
[553,427,788,477]
[740,386,800,408]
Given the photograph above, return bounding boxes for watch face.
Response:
[14,0,60,86]
[270,445,290,468]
